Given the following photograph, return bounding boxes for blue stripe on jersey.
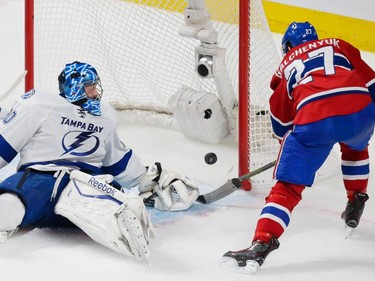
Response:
[101,149,133,176]
[296,88,369,111]
[0,134,18,163]
[270,116,293,140]
[341,164,369,175]
[334,54,352,70]
[261,205,290,227]
[367,80,375,101]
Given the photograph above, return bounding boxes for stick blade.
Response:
[196,179,239,204]
[196,194,207,204]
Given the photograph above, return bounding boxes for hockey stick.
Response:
[196,160,276,204]
[0,70,28,103]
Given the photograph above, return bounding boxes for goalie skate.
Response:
[117,208,151,264]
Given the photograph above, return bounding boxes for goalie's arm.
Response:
[100,124,147,189]
[0,92,41,167]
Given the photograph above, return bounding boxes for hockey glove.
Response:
[138,162,199,211]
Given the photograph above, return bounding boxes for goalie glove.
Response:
[138,162,199,211]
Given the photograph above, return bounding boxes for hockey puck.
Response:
[204,152,217,165]
[231,178,241,188]
[203,109,212,119]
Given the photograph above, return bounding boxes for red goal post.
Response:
[25,0,280,190]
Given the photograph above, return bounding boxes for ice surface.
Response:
[0,1,374,280]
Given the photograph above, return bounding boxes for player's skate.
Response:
[341,192,369,238]
[220,237,279,274]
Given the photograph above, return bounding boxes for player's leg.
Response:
[340,143,369,199]
[221,180,304,273]
[0,171,32,243]
[252,181,304,242]
[255,126,333,241]
[222,125,333,272]
[0,169,70,243]
[339,144,370,231]
[337,104,375,232]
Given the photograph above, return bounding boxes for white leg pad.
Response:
[0,193,25,230]
[0,193,25,243]
[55,173,154,262]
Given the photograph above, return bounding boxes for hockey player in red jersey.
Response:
[221,21,375,273]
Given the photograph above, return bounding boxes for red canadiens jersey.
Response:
[269,38,375,139]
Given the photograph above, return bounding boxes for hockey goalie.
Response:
[0,62,199,262]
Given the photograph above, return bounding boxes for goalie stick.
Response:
[0,70,28,103]
[196,160,276,204]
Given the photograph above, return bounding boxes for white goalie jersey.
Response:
[0,89,145,188]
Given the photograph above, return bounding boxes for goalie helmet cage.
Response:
[24,0,280,190]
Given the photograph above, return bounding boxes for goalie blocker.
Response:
[55,170,154,263]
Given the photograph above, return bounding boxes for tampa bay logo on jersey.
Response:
[61,131,100,156]
[61,116,103,132]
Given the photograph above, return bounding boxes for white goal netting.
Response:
[32,0,281,186]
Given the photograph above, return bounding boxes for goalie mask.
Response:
[281,22,318,56]
[58,61,103,115]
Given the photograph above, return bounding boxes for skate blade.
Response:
[220,257,260,275]
[344,225,354,239]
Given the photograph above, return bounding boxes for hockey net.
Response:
[27,0,281,188]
